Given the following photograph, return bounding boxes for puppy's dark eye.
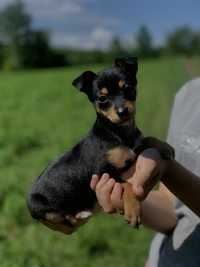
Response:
[98,95,108,103]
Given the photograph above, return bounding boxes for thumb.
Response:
[128,173,145,199]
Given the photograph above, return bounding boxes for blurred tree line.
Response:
[0,1,200,70]
[0,1,67,70]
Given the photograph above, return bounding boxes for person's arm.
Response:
[91,173,177,233]
[91,141,200,233]
[130,139,200,218]
[141,183,177,233]
[162,159,200,217]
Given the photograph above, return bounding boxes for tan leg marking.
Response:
[122,182,141,228]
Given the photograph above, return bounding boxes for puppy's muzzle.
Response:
[117,107,129,119]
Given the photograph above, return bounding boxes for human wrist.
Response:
[135,137,175,160]
[160,159,174,183]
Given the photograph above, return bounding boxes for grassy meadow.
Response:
[0,57,197,267]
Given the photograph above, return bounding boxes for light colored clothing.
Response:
[148,78,200,267]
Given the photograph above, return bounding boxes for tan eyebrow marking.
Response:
[119,80,125,89]
[100,87,108,95]
[124,100,136,113]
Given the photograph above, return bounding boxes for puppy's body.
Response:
[28,57,141,227]
[30,116,141,218]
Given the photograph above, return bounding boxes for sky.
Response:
[0,0,200,50]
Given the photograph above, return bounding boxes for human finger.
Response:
[133,166,159,198]
[95,173,110,191]
[96,178,115,213]
[99,178,115,196]
[90,174,99,191]
[110,183,123,210]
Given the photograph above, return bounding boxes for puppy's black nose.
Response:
[117,107,129,118]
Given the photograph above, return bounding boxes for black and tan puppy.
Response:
[28,57,143,232]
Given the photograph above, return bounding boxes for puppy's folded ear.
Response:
[115,57,138,77]
[72,71,97,101]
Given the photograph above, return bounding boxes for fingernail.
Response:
[92,174,98,179]
[115,183,121,189]
[108,178,115,184]
[102,173,109,180]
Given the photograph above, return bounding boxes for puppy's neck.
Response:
[94,115,140,147]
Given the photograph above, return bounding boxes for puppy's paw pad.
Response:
[75,211,93,219]
[45,212,64,223]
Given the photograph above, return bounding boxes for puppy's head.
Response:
[73,57,138,125]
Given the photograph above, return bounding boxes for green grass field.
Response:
[0,57,196,267]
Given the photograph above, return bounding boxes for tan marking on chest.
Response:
[106,146,135,168]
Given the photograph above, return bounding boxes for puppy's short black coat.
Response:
[28,57,142,227]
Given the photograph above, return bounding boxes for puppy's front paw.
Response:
[124,207,141,228]
[123,183,141,228]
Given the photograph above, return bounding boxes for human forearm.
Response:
[162,159,200,217]
[90,173,178,233]
[141,190,177,233]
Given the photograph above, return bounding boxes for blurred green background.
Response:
[0,56,199,267]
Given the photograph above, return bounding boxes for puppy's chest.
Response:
[91,137,135,180]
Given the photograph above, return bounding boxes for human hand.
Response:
[90,148,165,213]
[90,138,173,221]
[90,150,167,211]
[90,149,165,213]
[128,148,167,200]
[90,173,123,214]
[127,137,174,200]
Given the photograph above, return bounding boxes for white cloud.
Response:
[121,34,135,49]
[52,27,114,50]
[90,27,113,49]
[0,0,120,49]
[0,0,84,18]
[0,0,14,8]
[25,0,83,19]
[77,15,119,28]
